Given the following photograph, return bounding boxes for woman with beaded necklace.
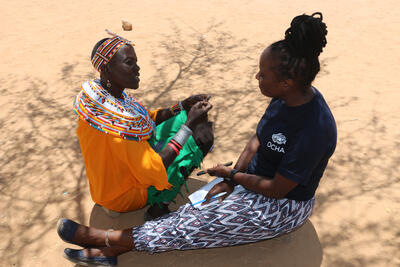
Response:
[58,13,336,266]
[73,30,214,220]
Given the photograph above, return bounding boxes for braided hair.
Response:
[269,12,328,87]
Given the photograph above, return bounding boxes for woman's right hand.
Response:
[185,101,213,130]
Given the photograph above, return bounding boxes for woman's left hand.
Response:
[181,94,211,111]
[203,180,234,205]
[203,164,235,205]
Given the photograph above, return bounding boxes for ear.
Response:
[283,79,294,91]
[100,64,112,81]
[100,64,109,75]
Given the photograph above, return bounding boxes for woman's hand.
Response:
[206,164,232,178]
[181,94,211,111]
[202,164,235,205]
[185,101,212,130]
[203,180,234,205]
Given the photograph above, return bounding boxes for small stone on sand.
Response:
[122,20,132,31]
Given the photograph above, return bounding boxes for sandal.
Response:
[57,218,88,247]
[63,248,117,266]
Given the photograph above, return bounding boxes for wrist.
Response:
[167,142,180,156]
[223,179,236,188]
[172,124,193,147]
[184,120,194,130]
[226,169,240,186]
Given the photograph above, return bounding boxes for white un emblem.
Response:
[272,133,286,145]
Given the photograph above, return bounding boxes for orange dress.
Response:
[76,109,171,212]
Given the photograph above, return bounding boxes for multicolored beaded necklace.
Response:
[74,79,155,141]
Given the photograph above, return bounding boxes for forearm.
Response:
[157,123,194,169]
[234,134,260,171]
[233,172,286,199]
[154,108,175,125]
[158,146,179,169]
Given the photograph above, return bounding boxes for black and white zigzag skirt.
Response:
[133,185,314,253]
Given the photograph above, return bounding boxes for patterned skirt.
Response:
[133,186,314,253]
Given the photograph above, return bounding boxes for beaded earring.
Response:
[107,80,112,88]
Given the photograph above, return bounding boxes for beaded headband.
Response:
[91,29,134,72]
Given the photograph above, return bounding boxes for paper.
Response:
[188,177,226,209]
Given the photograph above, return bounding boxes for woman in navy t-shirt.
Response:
[205,12,336,203]
[57,13,336,266]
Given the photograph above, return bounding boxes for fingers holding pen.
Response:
[206,164,231,178]
[197,161,233,176]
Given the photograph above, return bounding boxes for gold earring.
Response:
[107,80,111,88]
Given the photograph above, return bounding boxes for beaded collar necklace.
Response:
[74,79,155,141]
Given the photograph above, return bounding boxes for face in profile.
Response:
[255,47,286,98]
[107,45,141,89]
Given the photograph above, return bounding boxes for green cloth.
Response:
[147,111,204,206]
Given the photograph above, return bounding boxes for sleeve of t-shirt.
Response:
[277,131,327,185]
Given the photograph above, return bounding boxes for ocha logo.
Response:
[267,133,286,153]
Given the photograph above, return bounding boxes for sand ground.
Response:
[1,0,399,266]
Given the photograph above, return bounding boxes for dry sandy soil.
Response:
[1,0,400,266]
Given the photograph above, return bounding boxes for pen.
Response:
[191,192,227,206]
[196,161,233,176]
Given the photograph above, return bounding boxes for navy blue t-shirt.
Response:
[246,88,337,201]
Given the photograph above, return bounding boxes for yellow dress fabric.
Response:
[76,109,171,212]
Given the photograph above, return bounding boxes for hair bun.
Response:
[284,12,327,58]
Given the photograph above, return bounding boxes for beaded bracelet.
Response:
[170,102,183,116]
